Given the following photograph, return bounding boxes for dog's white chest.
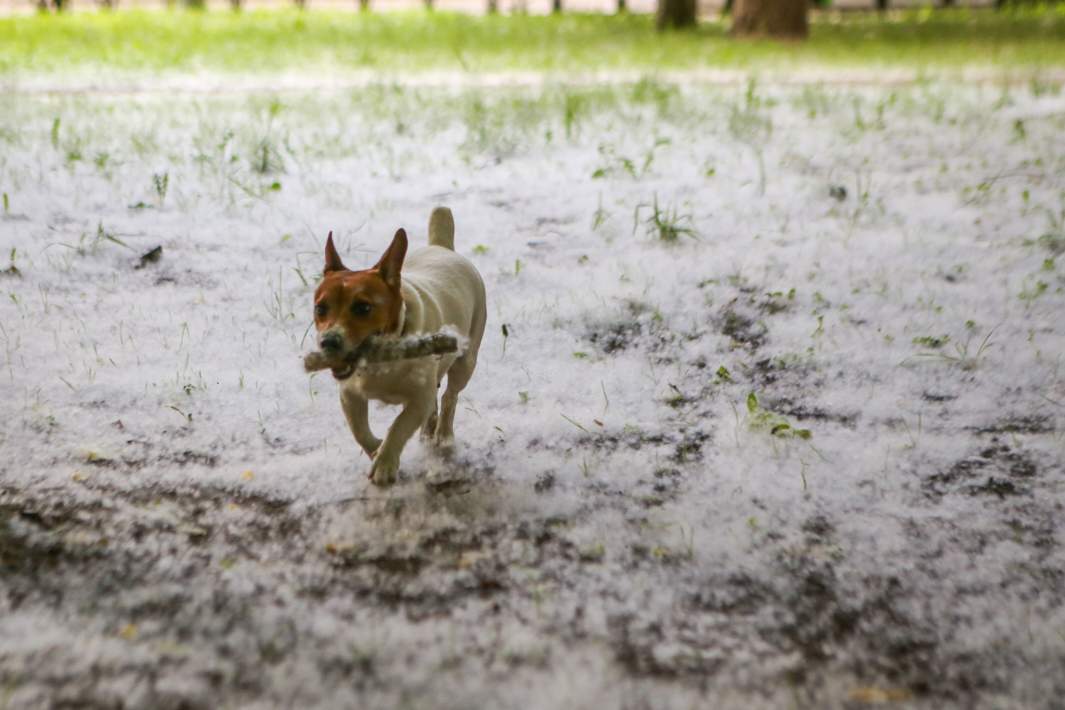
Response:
[342,359,443,406]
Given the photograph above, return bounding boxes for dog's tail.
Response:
[428,206,455,251]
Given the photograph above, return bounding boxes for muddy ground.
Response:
[4,434,1065,709]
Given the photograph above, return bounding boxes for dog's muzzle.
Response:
[318,331,356,380]
[320,331,343,354]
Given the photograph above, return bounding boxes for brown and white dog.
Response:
[313,207,487,485]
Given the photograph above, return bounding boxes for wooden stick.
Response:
[304,331,461,373]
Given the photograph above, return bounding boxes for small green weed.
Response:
[633,194,696,244]
[3,248,19,277]
[252,137,284,174]
[1034,232,1065,256]
[912,334,950,349]
[152,171,169,205]
[1018,279,1048,306]
[591,194,608,231]
[746,392,812,440]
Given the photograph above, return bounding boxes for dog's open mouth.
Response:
[331,362,355,381]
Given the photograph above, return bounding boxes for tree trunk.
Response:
[486,0,497,12]
[230,0,242,10]
[876,0,887,11]
[617,0,626,12]
[655,0,696,30]
[359,0,370,11]
[731,0,807,39]
[552,0,562,12]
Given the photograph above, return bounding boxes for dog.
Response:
[313,207,487,485]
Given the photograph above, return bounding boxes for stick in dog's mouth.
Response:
[303,330,464,379]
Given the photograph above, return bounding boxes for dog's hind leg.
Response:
[420,360,451,441]
[420,400,438,441]
[435,294,486,448]
[434,353,476,447]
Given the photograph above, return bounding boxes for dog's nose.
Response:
[320,333,342,353]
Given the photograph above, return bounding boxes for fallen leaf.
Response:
[458,551,488,569]
[849,687,913,704]
[135,245,163,269]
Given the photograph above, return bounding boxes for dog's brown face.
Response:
[313,229,407,379]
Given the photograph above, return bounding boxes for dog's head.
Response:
[313,229,407,380]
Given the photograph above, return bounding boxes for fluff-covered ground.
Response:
[1,77,1064,708]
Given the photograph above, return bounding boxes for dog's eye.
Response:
[351,302,372,317]
[314,303,328,318]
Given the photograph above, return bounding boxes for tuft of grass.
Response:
[3,248,19,278]
[1033,232,1065,256]
[633,194,696,244]
[60,222,133,256]
[592,137,668,180]
[629,76,678,112]
[912,334,949,349]
[728,79,773,195]
[252,137,284,174]
[591,193,608,231]
[907,326,996,371]
[1018,278,1049,306]
[578,542,605,561]
[152,171,169,206]
[1027,207,1065,255]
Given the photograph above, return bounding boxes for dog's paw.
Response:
[362,438,383,460]
[432,432,456,451]
[368,452,399,486]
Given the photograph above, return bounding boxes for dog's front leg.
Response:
[340,389,381,459]
[369,390,435,486]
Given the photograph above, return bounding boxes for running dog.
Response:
[312,207,487,485]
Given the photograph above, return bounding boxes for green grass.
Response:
[2,7,1065,76]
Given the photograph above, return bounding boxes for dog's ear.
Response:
[323,231,347,273]
[374,228,407,290]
